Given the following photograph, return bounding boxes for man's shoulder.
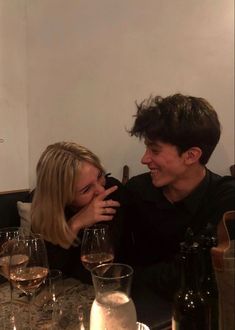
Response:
[200,170,235,226]
[208,170,235,190]
[207,170,235,207]
[126,172,152,188]
[105,174,123,201]
[125,172,159,199]
[105,174,122,188]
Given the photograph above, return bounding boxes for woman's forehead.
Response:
[75,162,100,188]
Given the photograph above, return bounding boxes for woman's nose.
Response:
[94,183,105,195]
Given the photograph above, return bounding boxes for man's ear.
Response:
[184,147,202,164]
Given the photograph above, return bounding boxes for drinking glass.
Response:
[0,303,22,330]
[136,322,150,330]
[81,224,114,271]
[9,234,49,329]
[34,269,64,312]
[90,263,137,330]
[52,297,82,330]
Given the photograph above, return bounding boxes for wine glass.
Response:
[0,227,24,302]
[9,234,49,329]
[0,227,23,280]
[0,227,28,329]
[81,224,114,272]
[34,269,64,312]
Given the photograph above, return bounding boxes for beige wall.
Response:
[1,0,234,190]
[0,0,28,191]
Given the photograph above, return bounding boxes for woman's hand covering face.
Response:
[69,185,120,233]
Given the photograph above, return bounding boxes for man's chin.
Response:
[150,176,165,188]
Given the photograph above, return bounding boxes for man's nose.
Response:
[141,150,151,164]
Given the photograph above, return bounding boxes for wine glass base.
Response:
[0,301,21,329]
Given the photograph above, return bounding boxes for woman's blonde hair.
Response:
[31,142,104,249]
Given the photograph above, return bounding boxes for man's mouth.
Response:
[149,168,159,176]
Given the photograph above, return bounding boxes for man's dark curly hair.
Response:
[130,93,221,165]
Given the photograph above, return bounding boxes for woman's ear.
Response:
[184,147,202,164]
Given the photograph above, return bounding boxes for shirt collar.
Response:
[140,174,173,208]
[140,170,210,212]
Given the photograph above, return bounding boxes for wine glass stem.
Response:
[9,280,14,302]
[27,294,33,329]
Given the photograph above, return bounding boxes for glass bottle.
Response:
[199,227,218,330]
[172,229,210,330]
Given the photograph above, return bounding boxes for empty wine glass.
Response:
[9,233,49,329]
[81,224,114,272]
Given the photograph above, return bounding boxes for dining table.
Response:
[131,283,172,330]
[0,277,172,329]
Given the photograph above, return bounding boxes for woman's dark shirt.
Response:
[45,175,123,282]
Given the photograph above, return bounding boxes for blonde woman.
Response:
[31,142,122,280]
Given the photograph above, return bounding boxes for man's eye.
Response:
[151,149,160,154]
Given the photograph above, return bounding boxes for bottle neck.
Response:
[202,247,213,276]
[200,235,217,278]
[180,252,201,292]
[201,246,218,296]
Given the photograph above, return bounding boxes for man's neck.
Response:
[163,166,206,203]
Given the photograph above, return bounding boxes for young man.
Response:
[123,93,235,299]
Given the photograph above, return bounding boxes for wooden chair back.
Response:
[122,165,129,185]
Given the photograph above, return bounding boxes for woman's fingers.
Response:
[95,214,113,222]
[103,199,120,208]
[101,207,117,215]
[95,185,120,217]
[99,197,120,219]
[96,185,119,201]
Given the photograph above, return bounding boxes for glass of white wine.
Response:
[0,227,29,302]
[9,233,49,329]
[81,224,114,272]
[0,227,23,281]
[0,227,24,328]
